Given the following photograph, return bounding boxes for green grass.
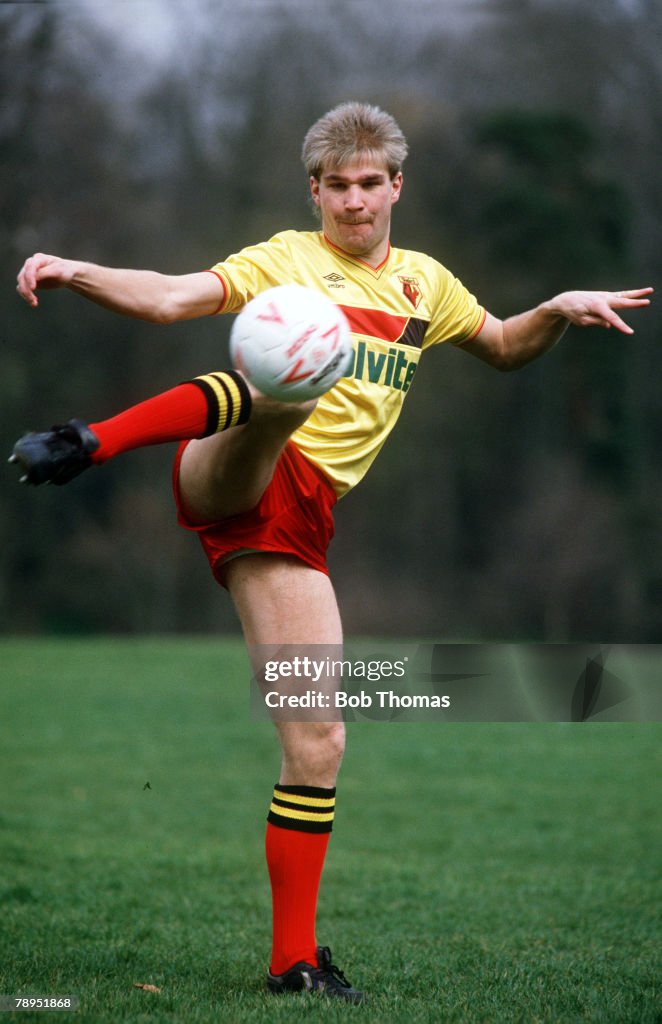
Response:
[1,638,660,1023]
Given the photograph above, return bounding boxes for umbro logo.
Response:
[324,272,345,289]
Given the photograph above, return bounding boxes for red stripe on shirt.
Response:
[339,305,409,344]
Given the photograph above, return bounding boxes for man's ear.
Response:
[391,171,403,205]
[309,176,321,206]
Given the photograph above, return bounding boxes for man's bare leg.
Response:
[177,391,317,524]
[225,553,345,786]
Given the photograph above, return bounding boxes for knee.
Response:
[280,720,346,787]
[250,390,318,427]
[319,720,346,770]
[303,720,346,777]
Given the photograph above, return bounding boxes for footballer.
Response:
[11,102,652,1003]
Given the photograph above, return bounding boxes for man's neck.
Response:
[323,233,391,270]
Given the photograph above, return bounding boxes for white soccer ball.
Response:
[229,284,354,401]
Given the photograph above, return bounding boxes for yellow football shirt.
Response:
[210,230,485,496]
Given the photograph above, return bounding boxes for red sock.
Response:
[88,371,251,463]
[266,785,336,975]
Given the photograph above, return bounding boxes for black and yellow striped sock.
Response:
[190,369,252,435]
[88,369,252,463]
[266,784,336,972]
[267,784,336,834]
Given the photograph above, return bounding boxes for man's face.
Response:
[310,157,403,266]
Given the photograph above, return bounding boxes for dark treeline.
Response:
[1,0,660,639]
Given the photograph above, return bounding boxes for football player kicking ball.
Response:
[11,102,652,1003]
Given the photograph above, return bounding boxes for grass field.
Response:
[1,638,660,1023]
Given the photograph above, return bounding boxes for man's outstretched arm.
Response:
[16,252,224,323]
[462,288,654,371]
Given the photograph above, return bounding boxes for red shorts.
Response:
[172,440,337,587]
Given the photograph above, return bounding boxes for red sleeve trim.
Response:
[203,269,227,315]
[457,307,487,345]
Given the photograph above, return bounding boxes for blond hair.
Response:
[302,102,408,180]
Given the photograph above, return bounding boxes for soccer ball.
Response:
[229,284,354,401]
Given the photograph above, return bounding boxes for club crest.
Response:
[399,276,422,309]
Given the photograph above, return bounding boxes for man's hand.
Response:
[543,287,654,336]
[16,253,81,308]
[465,286,654,370]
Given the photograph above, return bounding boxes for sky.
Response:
[72,0,488,70]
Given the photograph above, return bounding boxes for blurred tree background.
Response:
[1,0,660,640]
